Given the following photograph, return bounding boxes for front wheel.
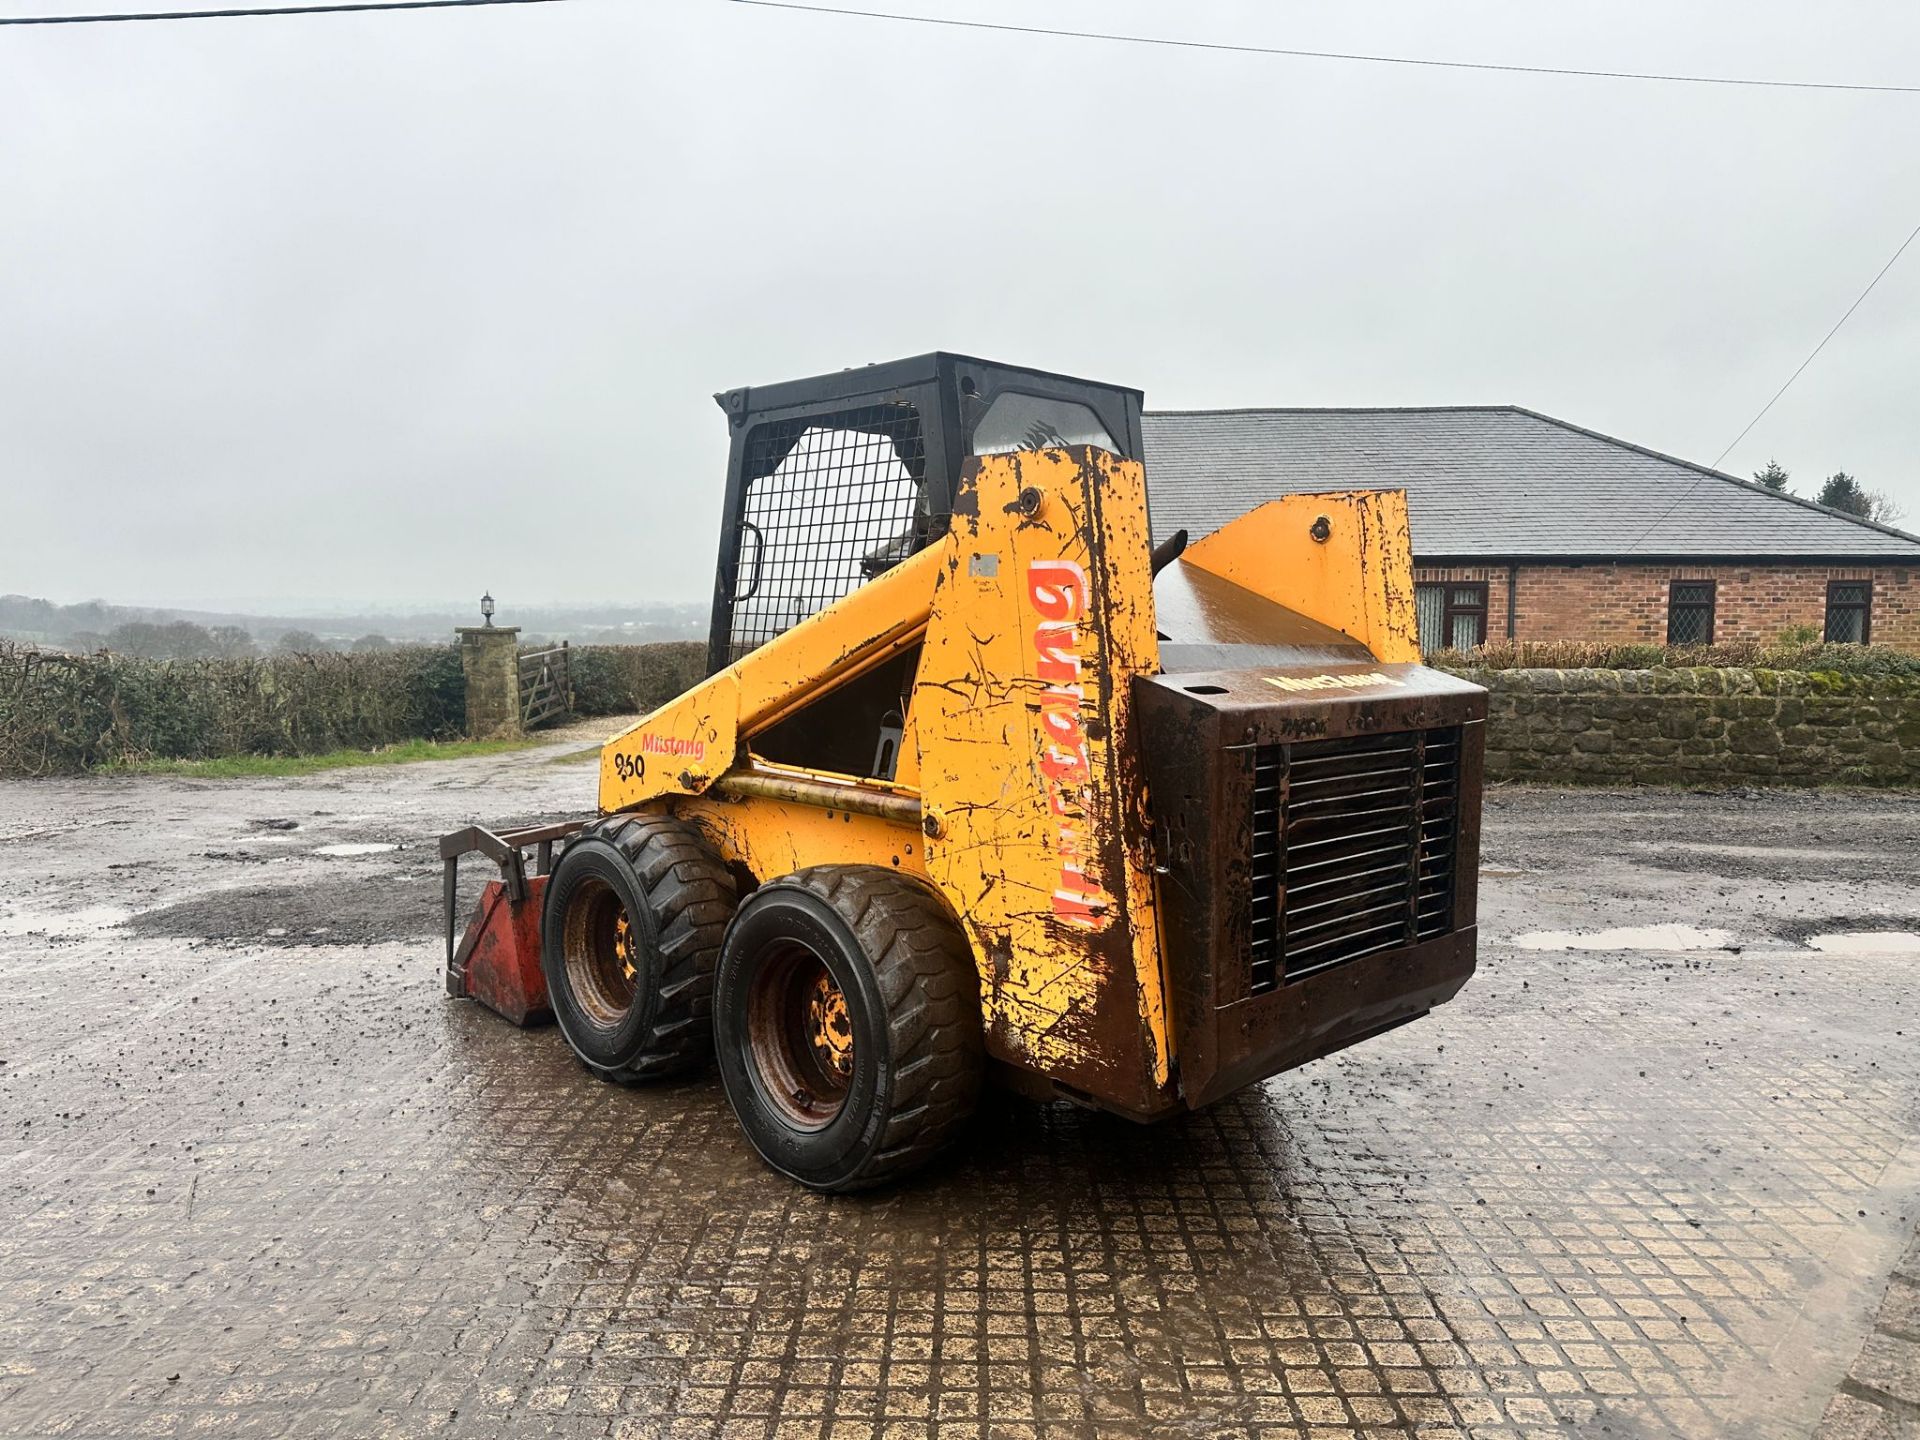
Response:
[714,866,983,1192]
[541,813,734,1083]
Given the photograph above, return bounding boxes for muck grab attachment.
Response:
[441,353,1485,1191]
[439,821,580,1028]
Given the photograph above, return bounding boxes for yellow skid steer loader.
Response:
[441,354,1484,1190]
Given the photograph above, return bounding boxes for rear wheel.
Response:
[541,813,734,1083]
[714,866,983,1191]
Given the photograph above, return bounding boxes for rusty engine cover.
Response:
[1133,662,1486,1110]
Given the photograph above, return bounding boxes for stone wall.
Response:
[1450,666,1920,787]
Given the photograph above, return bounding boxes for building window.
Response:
[1415,582,1488,653]
[1825,580,1872,643]
[1667,579,1716,644]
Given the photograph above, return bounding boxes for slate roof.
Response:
[1141,406,1920,561]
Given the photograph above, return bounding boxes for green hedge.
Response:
[0,641,466,777]
[0,640,706,777]
[569,642,706,717]
[1432,639,1920,679]
[11,630,1910,780]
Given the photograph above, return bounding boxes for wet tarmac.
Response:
[2,729,1918,1439]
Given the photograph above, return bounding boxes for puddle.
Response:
[314,843,399,857]
[1634,840,1875,863]
[1806,931,1920,956]
[1512,924,1737,952]
[0,904,133,937]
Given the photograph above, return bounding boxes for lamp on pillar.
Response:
[458,596,520,740]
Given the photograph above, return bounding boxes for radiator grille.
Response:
[1248,727,1460,993]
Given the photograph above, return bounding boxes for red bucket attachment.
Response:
[440,821,585,1029]
[452,874,551,1027]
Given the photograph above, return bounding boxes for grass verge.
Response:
[103,737,537,779]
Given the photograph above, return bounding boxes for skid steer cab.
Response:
[441,352,1485,1192]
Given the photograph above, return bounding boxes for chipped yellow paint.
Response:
[913,449,1171,1096]
[673,793,927,888]
[597,545,938,812]
[1182,490,1421,665]
[597,669,740,805]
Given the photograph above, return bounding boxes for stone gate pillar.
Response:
[458,625,523,740]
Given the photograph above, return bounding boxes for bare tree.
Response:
[208,625,256,658]
[105,620,219,659]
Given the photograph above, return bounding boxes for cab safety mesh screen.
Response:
[726,405,933,664]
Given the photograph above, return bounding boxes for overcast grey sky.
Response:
[3,0,1916,612]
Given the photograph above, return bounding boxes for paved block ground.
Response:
[2,730,1918,1439]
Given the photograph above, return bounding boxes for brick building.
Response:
[1143,406,1920,654]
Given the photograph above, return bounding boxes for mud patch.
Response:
[126,873,442,947]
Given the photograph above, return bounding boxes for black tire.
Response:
[713,865,984,1192]
[541,813,735,1083]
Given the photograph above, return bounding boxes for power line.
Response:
[1709,218,1920,468]
[0,0,564,24]
[1621,213,1920,553]
[726,0,1920,96]
[14,0,1915,99]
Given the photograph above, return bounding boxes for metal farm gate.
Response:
[517,643,572,730]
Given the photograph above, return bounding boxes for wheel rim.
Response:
[745,940,854,1130]
[561,875,638,1028]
